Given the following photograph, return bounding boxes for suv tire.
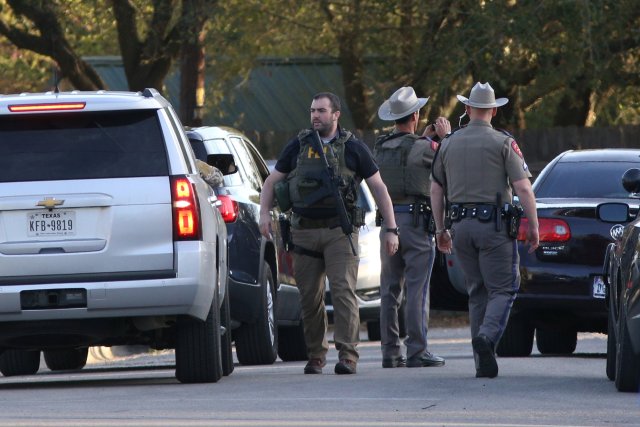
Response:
[175,293,223,384]
[0,349,40,376]
[221,275,234,376]
[615,309,640,392]
[236,262,278,365]
[366,321,381,341]
[496,314,534,357]
[44,348,88,371]
[606,309,617,381]
[535,327,577,354]
[278,322,308,362]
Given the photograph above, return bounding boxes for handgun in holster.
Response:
[421,204,436,234]
[278,214,293,251]
[375,210,383,227]
[504,204,524,239]
[444,201,452,230]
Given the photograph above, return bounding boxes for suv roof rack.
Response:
[142,88,159,98]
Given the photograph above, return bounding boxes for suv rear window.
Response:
[535,161,639,199]
[0,110,168,182]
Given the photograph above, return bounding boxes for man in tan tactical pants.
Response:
[260,92,398,375]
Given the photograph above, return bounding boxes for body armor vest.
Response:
[287,129,358,211]
[374,132,432,204]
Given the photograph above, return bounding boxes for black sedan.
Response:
[601,168,640,392]
[497,149,640,357]
[187,126,307,365]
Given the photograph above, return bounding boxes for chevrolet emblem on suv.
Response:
[37,197,64,209]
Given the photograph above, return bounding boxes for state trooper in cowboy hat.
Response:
[457,82,509,108]
[430,82,539,379]
[374,86,450,370]
[378,86,428,120]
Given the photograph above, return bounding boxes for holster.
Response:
[502,204,524,239]
[349,206,365,228]
[278,214,293,251]
[274,181,292,212]
[423,208,436,234]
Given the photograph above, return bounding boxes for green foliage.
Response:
[0,41,50,93]
[0,0,638,128]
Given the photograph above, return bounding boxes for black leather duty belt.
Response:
[449,204,496,222]
[393,203,429,214]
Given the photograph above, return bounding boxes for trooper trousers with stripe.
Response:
[451,218,520,346]
[379,212,436,360]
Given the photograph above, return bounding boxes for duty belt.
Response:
[449,204,496,222]
[392,202,433,230]
[393,200,430,212]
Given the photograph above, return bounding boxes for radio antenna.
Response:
[53,66,60,94]
[52,35,59,93]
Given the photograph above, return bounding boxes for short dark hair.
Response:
[313,92,341,112]
[395,110,417,125]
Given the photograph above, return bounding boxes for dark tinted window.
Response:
[0,110,168,182]
[204,138,243,187]
[535,161,640,198]
[245,139,270,182]
[232,137,262,192]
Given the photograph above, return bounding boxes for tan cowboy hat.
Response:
[457,82,508,108]
[378,86,429,121]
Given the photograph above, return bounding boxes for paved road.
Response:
[0,326,635,427]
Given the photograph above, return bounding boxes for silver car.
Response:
[0,89,229,383]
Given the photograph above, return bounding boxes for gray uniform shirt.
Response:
[431,120,531,203]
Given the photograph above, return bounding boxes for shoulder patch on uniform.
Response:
[511,140,523,159]
[430,140,439,152]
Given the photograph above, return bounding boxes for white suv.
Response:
[0,89,230,383]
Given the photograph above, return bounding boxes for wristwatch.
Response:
[385,227,399,236]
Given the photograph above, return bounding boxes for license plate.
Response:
[593,276,606,299]
[27,210,76,237]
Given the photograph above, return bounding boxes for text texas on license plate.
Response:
[28,210,76,237]
[592,276,606,299]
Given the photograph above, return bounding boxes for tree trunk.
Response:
[179,0,207,127]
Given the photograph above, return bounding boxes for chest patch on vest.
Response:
[511,140,523,158]
[307,145,329,159]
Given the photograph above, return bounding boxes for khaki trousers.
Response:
[291,226,360,362]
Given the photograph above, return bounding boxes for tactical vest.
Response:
[287,129,358,211]
[374,132,433,204]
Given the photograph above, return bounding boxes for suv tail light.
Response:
[518,218,571,242]
[216,195,238,223]
[171,176,201,240]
